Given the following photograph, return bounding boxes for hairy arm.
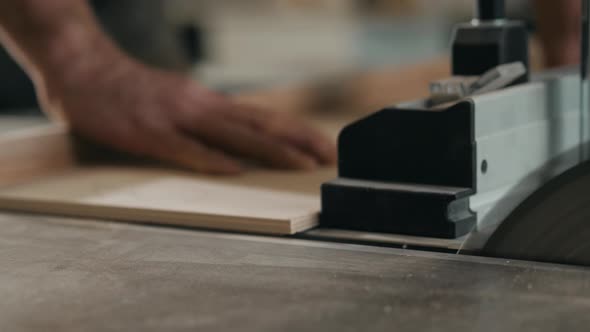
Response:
[0,0,112,81]
[534,0,582,67]
[0,0,336,173]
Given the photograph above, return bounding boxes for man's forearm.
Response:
[0,0,125,90]
[534,0,581,67]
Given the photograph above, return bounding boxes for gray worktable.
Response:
[1,212,589,332]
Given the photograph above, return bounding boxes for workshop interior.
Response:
[2,0,590,331]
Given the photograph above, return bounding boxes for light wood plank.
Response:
[0,166,335,234]
[0,125,337,235]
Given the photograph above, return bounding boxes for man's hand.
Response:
[534,0,581,67]
[0,0,335,174]
[40,57,336,174]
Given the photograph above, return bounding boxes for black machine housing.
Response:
[452,0,529,83]
[320,101,477,239]
[451,20,529,84]
[319,0,530,239]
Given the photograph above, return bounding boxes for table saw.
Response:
[2,0,590,331]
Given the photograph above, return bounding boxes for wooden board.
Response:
[0,125,337,235]
[0,167,335,234]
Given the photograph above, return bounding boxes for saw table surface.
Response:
[1,212,589,332]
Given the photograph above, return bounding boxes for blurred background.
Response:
[0,0,534,110]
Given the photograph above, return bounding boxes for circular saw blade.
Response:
[482,161,590,266]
